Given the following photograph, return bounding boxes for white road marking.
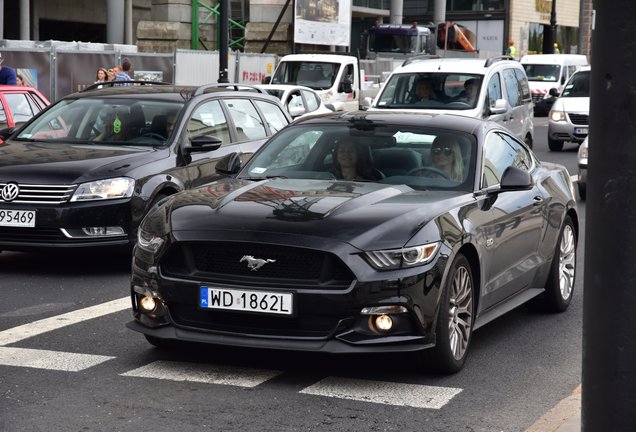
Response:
[0,297,129,346]
[0,346,114,371]
[121,360,282,388]
[300,377,462,409]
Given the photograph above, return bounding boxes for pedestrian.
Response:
[114,58,133,83]
[506,39,517,59]
[0,53,17,85]
[16,74,25,86]
[553,42,560,54]
[95,67,109,84]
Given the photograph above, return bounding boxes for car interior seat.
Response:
[373,148,423,176]
[150,115,168,138]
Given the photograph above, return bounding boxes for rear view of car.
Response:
[548,66,590,151]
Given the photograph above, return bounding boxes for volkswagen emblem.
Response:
[1,183,19,202]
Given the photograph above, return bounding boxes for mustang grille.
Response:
[0,183,76,204]
[567,113,589,125]
[161,241,355,289]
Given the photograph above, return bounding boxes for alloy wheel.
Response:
[447,266,473,361]
[559,224,576,300]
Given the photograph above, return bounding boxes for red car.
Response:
[0,85,50,133]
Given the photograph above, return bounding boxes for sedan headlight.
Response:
[550,110,566,122]
[137,228,165,253]
[71,177,135,202]
[363,242,440,270]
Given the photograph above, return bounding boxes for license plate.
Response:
[199,286,293,316]
[574,127,588,135]
[0,209,36,227]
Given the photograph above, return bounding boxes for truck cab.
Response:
[271,54,363,112]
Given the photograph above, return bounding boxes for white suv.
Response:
[370,56,535,147]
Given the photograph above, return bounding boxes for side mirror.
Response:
[360,97,373,110]
[500,166,532,190]
[287,105,306,118]
[339,81,353,93]
[215,152,242,175]
[0,127,16,141]
[489,98,508,115]
[185,135,223,154]
[549,87,560,97]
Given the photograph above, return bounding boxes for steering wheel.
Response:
[140,132,166,141]
[406,166,450,180]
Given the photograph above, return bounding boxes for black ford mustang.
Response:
[128,111,578,373]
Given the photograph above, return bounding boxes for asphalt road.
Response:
[0,117,586,432]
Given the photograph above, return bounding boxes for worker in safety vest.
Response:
[506,39,517,59]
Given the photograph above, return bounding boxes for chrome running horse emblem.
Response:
[240,255,276,271]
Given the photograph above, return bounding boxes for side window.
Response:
[5,93,36,124]
[500,133,533,170]
[339,64,355,92]
[226,98,267,141]
[188,100,230,144]
[301,89,319,112]
[253,99,289,135]
[503,69,521,107]
[514,69,531,101]
[29,92,48,110]
[486,73,502,109]
[482,132,522,187]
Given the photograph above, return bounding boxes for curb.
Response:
[525,385,581,432]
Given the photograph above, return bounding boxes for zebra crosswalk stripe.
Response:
[0,346,115,372]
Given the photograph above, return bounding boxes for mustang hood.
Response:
[166,178,471,250]
[0,140,161,183]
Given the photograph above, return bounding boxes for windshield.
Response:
[523,64,561,82]
[16,97,184,146]
[376,73,483,110]
[370,33,419,54]
[241,122,477,192]
[561,70,589,98]
[271,61,339,90]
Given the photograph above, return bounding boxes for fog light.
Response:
[375,314,393,331]
[139,295,157,312]
[82,226,125,236]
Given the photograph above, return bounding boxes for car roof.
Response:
[520,54,588,65]
[277,53,357,63]
[395,57,521,75]
[65,82,280,103]
[293,110,493,135]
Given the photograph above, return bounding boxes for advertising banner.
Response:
[294,0,351,47]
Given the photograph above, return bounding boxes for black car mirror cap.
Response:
[499,166,533,190]
[215,152,242,175]
[0,127,16,141]
[185,135,223,154]
[549,87,560,97]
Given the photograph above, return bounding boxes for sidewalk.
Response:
[525,385,581,432]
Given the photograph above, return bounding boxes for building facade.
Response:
[1,0,589,58]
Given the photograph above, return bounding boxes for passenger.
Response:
[95,107,128,142]
[429,135,464,182]
[332,140,383,181]
[462,78,478,104]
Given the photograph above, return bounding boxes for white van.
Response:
[370,56,535,147]
[520,54,588,115]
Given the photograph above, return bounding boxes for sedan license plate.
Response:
[0,209,36,227]
[199,286,293,316]
[574,127,588,135]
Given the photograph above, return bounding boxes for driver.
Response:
[429,135,464,182]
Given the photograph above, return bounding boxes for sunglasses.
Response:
[432,147,453,155]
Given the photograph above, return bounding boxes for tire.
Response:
[537,215,577,312]
[578,182,586,201]
[524,134,533,149]
[428,254,475,374]
[548,137,564,152]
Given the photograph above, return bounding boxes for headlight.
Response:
[550,110,566,122]
[363,242,440,270]
[137,228,165,253]
[71,177,135,202]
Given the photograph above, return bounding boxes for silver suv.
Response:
[370,56,535,147]
[547,66,590,151]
